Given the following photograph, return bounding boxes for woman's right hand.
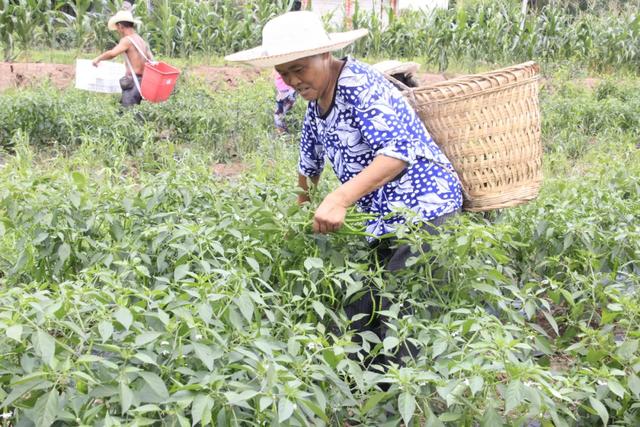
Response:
[297,192,310,205]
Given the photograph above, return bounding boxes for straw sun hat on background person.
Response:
[224,11,368,68]
[107,10,141,31]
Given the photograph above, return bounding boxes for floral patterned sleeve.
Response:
[298,109,325,177]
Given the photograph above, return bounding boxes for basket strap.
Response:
[382,73,421,118]
[126,36,154,63]
[383,72,410,91]
[122,53,145,100]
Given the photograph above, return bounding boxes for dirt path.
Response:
[0,61,450,91]
[0,63,75,90]
[0,62,267,91]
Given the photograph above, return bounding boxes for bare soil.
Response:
[0,62,75,90]
[188,65,263,90]
[210,162,248,177]
[0,62,266,91]
[0,61,451,92]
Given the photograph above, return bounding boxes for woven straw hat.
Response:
[108,10,142,31]
[224,11,368,67]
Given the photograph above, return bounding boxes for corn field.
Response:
[2,0,640,69]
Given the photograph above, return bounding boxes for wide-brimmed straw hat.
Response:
[108,10,142,31]
[224,11,368,67]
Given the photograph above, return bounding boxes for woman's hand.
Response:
[313,192,348,234]
[297,192,310,205]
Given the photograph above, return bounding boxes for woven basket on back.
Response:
[395,61,542,212]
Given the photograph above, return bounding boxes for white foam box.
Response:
[75,59,125,94]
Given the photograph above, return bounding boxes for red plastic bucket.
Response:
[140,61,180,103]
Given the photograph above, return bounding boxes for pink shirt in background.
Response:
[274,71,293,92]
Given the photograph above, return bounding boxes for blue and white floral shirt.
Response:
[299,57,463,237]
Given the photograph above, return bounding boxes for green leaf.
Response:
[192,343,222,371]
[383,336,400,353]
[398,392,416,426]
[469,376,484,396]
[245,256,260,273]
[617,339,638,361]
[278,398,295,423]
[607,303,623,312]
[72,171,87,188]
[174,263,190,281]
[191,394,214,427]
[1,380,45,408]
[472,282,502,296]
[426,407,446,427]
[134,332,163,347]
[303,257,323,270]
[139,371,169,399]
[505,380,523,413]
[34,388,59,427]
[607,378,625,399]
[34,329,56,366]
[311,300,326,319]
[6,324,22,341]
[287,336,301,356]
[438,412,460,422]
[259,396,273,411]
[589,397,609,426]
[224,389,259,406]
[480,404,504,427]
[120,382,134,414]
[541,310,559,336]
[198,303,213,324]
[136,265,151,278]
[299,399,330,423]
[133,352,158,366]
[57,243,71,264]
[235,293,254,323]
[114,307,133,330]
[361,391,389,414]
[628,374,640,399]
[432,339,448,358]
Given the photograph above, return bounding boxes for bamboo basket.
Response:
[394,61,542,212]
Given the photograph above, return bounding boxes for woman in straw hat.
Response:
[226,11,463,366]
[92,9,152,107]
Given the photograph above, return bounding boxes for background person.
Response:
[92,10,152,107]
[272,0,303,134]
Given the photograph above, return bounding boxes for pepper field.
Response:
[0,1,639,426]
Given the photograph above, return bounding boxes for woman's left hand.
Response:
[313,192,348,234]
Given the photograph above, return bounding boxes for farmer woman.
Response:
[225,11,463,365]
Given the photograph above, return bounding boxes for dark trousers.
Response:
[343,210,459,367]
[120,74,143,107]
